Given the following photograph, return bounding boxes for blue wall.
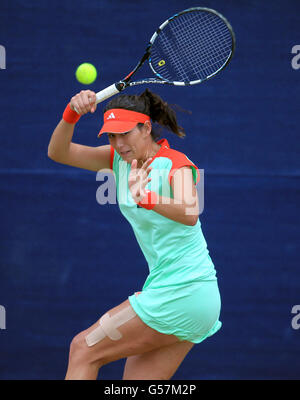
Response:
[0,0,299,379]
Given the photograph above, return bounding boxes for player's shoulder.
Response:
[156,139,200,184]
[160,145,197,170]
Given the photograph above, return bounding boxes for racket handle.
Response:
[95,83,122,104]
[73,83,123,114]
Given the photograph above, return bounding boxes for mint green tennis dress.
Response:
[111,138,222,344]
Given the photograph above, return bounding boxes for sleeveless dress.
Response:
[110,138,222,343]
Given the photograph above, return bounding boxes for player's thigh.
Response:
[123,340,195,380]
[70,298,181,367]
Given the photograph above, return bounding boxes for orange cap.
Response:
[98,109,151,137]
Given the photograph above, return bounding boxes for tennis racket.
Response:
[84,7,235,109]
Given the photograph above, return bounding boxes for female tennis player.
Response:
[48,89,222,380]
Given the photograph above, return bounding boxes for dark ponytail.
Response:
[104,89,186,141]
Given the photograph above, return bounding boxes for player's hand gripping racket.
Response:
[75,7,235,112]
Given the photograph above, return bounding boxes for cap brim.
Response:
[98,121,138,138]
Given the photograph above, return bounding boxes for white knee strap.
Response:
[85,305,137,347]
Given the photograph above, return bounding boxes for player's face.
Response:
[107,123,153,164]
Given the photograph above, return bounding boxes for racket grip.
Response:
[95,83,122,104]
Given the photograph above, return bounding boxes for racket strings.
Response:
[166,12,231,80]
[172,13,231,79]
[150,10,233,82]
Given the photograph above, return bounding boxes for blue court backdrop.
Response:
[0,0,299,380]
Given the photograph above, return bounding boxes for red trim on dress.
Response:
[167,151,200,186]
[149,138,200,185]
[110,145,115,170]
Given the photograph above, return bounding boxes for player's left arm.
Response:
[153,166,199,225]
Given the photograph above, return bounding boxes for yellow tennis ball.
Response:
[75,63,97,85]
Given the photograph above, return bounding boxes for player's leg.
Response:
[65,298,181,380]
[122,340,194,380]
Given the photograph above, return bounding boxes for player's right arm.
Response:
[48,90,112,172]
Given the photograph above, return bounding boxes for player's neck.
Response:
[137,142,161,168]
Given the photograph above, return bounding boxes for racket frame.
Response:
[94,7,236,105]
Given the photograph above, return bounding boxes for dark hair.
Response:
[103,89,186,141]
